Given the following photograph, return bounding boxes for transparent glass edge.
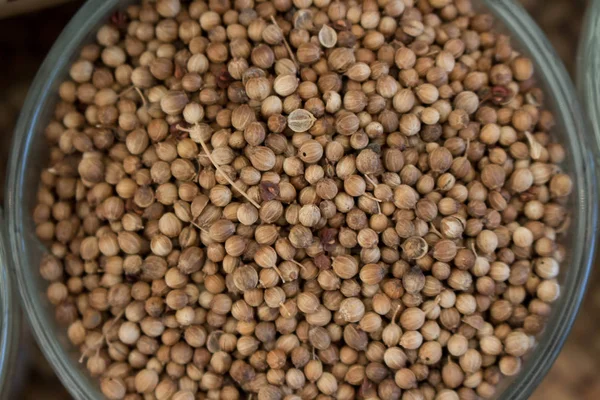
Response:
[0,209,20,397]
[485,0,598,398]
[6,0,122,398]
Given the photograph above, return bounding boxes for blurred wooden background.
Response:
[0,0,595,398]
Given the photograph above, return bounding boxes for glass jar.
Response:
[5,0,598,399]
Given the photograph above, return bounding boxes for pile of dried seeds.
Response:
[33,0,573,399]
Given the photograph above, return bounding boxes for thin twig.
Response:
[117,85,136,98]
[429,223,443,238]
[289,258,307,270]
[280,301,291,317]
[364,175,382,214]
[271,16,300,71]
[79,310,125,363]
[177,124,261,209]
[134,86,148,108]
[273,265,286,283]
[364,174,379,187]
[118,85,148,108]
[391,304,401,325]
[363,193,382,203]
[470,242,479,257]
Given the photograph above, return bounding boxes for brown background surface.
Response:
[0,1,594,398]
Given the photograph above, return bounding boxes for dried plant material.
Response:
[259,181,280,201]
[525,131,543,160]
[462,315,486,330]
[78,310,124,363]
[525,89,542,106]
[401,236,429,259]
[206,330,224,353]
[178,124,261,209]
[216,66,234,89]
[313,253,330,270]
[270,16,299,71]
[287,109,316,132]
[32,0,575,399]
[293,9,314,30]
[429,223,443,238]
[478,85,515,106]
[318,24,337,48]
[556,214,572,233]
[133,86,148,108]
[319,228,337,252]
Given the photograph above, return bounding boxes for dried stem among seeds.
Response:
[178,124,261,209]
[270,16,299,71]
[525,131,543,160]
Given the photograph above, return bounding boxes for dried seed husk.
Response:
[462,315,485,330]
[343,324,368,351]
[403,267,425,294]
[525,131,543,160]
[328,48,356,72]
[318,25,337,49]
[402,237,428,259]
[288,109,317,132]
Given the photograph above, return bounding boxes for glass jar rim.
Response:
[0,213,18,397]
[486,0,598,396]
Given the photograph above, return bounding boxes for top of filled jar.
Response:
[33,0,573,399]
